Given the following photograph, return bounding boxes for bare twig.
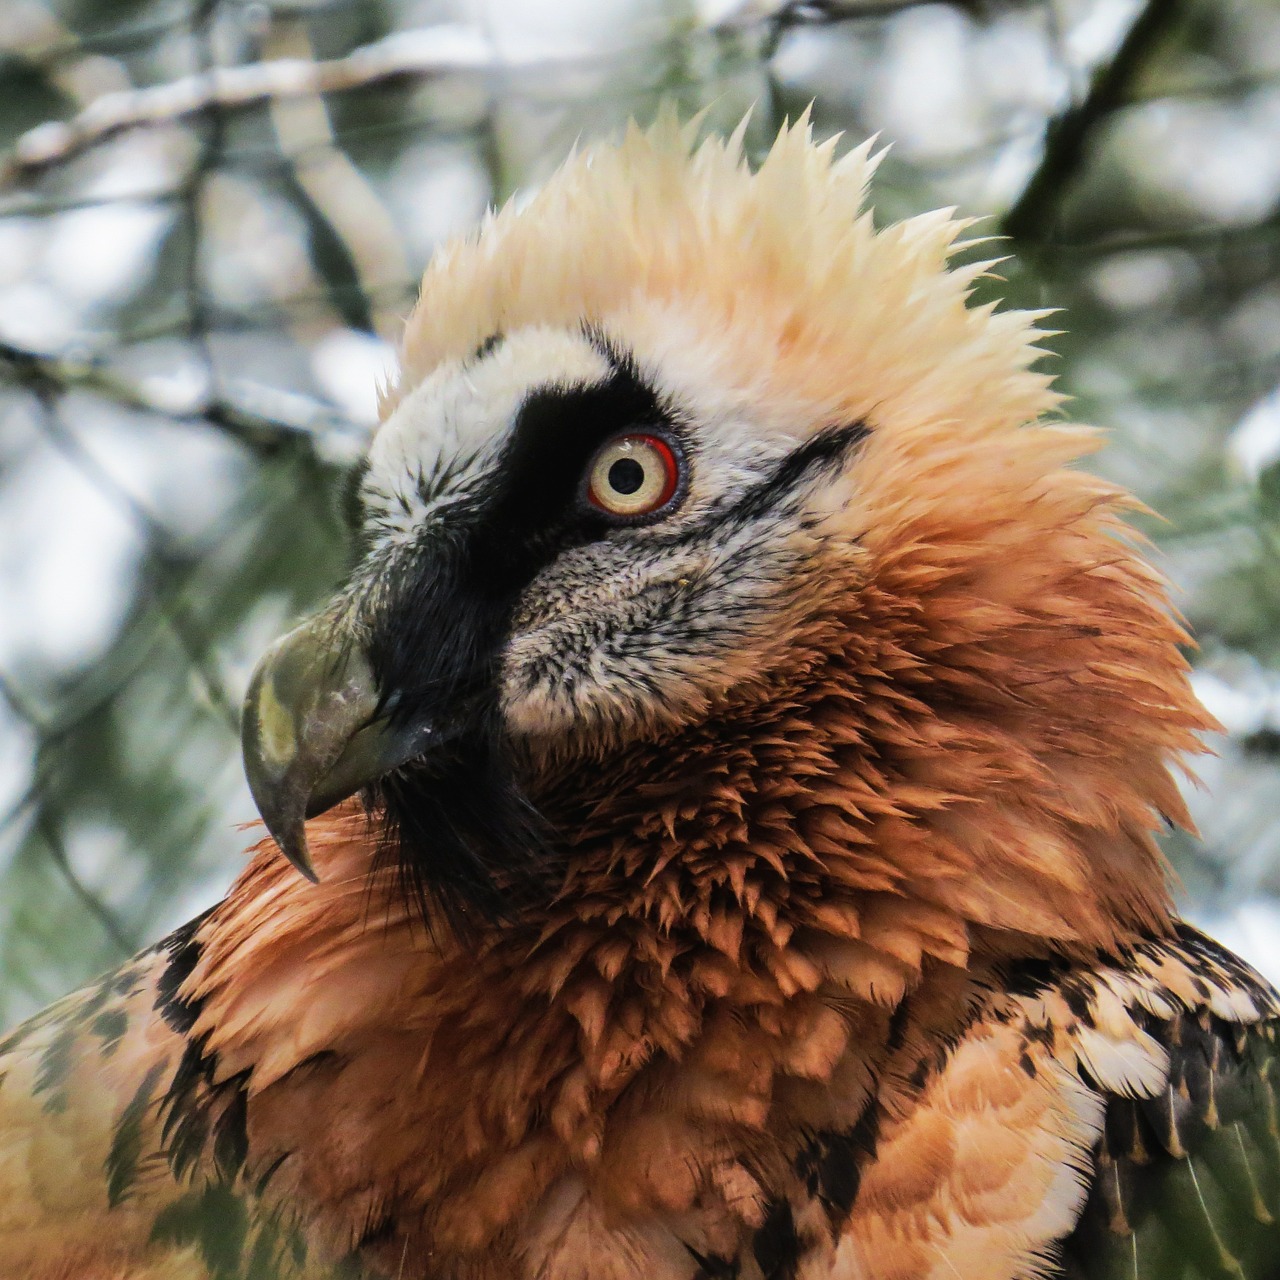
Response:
[1002,0,1185,244]
[774,0,983,23]
[0,338,366,457]
[0,189,184,220]
[266,22,409,338]
[182,0,224,388]
[33,401,243,734]
[0,458,332,820]
[1043,211,1280,261]
[18,0,365,67]
[0,671,43,731]
[3,6,799,189]
[118,277,418,346]
[34,811,135,956]
[4,25,533,186]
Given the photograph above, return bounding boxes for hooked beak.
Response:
[240,612,433,882]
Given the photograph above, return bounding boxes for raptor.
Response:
[3,116,1277,1280]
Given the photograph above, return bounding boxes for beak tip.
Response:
[254,793,320,884]
[276,825,320,884]
[294,861,322,887]
[242,610,427,886]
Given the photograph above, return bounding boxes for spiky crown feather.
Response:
[385,112,1057,447]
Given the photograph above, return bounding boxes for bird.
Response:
[2,112,1279,1280]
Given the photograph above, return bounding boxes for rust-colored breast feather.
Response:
[3,893,1277,1280]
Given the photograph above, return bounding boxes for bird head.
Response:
[241,115,1211,947]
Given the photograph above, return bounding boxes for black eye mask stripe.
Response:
[369,344,678,718]
[362,342,677,925]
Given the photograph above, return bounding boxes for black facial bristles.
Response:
[370,724,560,940]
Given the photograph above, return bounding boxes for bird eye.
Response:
[586,433,682,519]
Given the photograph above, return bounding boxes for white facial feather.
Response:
[363,328,612,548]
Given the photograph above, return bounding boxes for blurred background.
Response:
[0,0,1277,1026]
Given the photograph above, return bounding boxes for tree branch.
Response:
[34,810,136,957]
[1002,0,1184,244]
[1,25,506,186]
[774,0,982,24]
[0,339,365,459]
[2,21,666,187]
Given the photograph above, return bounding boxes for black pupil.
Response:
[608,457,647,495]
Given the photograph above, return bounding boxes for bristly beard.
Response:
[369,716,559,940]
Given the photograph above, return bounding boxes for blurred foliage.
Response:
[1,0,1280,1025]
